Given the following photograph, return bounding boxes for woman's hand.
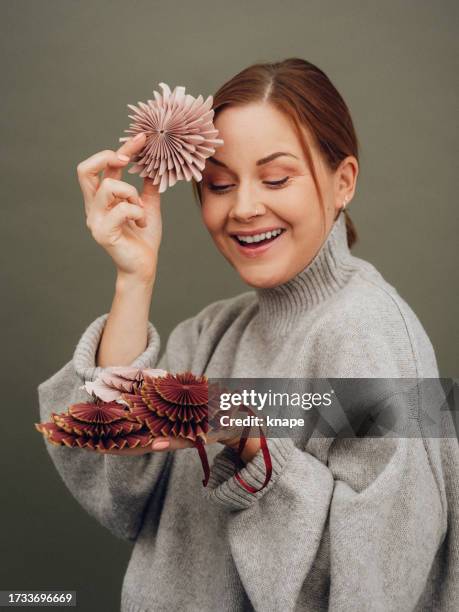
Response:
[76,133,162,283]
[94,437,196,457]
[93,429,225,456]
[93,429,262,464]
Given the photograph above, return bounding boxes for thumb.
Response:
[140,177,161,209]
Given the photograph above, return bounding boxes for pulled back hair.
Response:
[192,57,359,248]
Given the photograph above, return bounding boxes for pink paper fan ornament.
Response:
[83,367,168,403]
[119,82,224,193]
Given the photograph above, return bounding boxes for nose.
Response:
[228,182,264,222]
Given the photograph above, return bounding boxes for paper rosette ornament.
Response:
[119,82,224,193]
[121,370,218,486]
[35,400,154,451]
[35,367,272,492]
[35,367,166,451]
[83,366,168,402]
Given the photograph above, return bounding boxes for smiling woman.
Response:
[37,57,457,612]
[191,61,358,288]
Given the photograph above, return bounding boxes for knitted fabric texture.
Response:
[37,213,458,611]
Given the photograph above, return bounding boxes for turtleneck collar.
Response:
[255,212,357,335]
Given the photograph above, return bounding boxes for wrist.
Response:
[116,272,155,294]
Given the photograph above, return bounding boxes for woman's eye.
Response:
[208,183,234,193]
[207,176,291,195]
[264,176,290,188]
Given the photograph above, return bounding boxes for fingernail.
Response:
[133,133,145,141]
[117,154,130,162]
[153,439,170,450]
[138,197,144,207]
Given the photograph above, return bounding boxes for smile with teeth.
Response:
[234,228,285,245]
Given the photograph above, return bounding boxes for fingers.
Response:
[104,201,147,231]
[140,177,161,209]
[93,177,141,212]
[150,437,195,451]
[97,446,150,456]
[117,132,147,158]
[103,132,147,181]
[94,436,195,456]
[86,178,147,233]
[77,150,131,206]
[76,133,147,205]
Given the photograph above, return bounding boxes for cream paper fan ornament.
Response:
[119,82,224,193]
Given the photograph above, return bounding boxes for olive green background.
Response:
[1,1,457,610]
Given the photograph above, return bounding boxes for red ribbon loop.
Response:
[194,404,273,493]
[232,406,272,493]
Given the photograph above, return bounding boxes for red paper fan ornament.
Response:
[119,82,224,193]
[122,371,213,485]
[121,370,272,491]
[35,399,154,451]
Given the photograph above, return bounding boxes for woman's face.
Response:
[200,102,357,288]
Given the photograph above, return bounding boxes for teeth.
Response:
[237,228,283,244]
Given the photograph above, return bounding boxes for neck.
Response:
[255,212,357,335]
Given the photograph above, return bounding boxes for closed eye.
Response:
[265,177,290,188]
[208,176,291,194]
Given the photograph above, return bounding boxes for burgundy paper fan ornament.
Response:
[35,399,154,451]
[121,371,213,485]
[119,82,224,193]
[121,370,272,491]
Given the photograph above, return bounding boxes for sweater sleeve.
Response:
[37,307,214,543]
[203,324,450,610]
[205,422,447,611]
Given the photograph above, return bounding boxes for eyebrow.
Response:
[207,151,299,170]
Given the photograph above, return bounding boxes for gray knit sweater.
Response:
[37,213,458,611]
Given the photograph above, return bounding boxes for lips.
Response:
[231,228,286,258]
[233,232,282,248]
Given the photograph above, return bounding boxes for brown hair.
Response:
[192,57,359,248]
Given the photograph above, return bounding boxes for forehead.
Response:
[213,102,311,161]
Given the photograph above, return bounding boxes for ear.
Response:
[335,155,359,207]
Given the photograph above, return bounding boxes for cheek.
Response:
[272,183,313,223]
[201,200,225,234]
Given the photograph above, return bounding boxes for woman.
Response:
[37,58,457,611]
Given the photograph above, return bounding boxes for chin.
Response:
[237,268,285,289]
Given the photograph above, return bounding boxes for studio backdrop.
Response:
[1,1,457,611]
